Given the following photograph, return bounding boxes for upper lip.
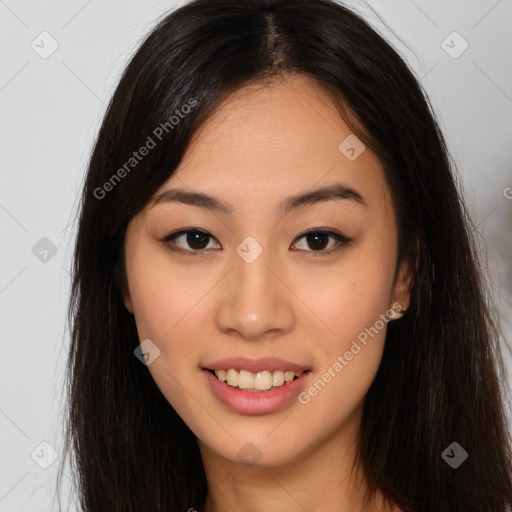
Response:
[203,357,311,373]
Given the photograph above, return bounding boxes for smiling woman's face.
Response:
[122,74,412,470]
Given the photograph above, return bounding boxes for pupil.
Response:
[188,232,208,249]
[308,232,328,251]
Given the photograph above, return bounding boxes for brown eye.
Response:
[163,229,221,255]
[291,230,350,255]
[305,232,330,250]
[182,231,210,250]
[163,228,350,257]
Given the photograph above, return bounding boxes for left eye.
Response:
[162,229,349,256]
[291,230,349,254]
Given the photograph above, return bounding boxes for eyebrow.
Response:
[152,183,366,215]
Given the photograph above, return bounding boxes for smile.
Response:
[202,367,312,415]
[209,368,306,392]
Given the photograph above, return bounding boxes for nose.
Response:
[215,242,295,342]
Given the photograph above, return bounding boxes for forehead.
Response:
[153,74,393,216]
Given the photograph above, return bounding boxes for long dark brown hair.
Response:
[58,1,512,510]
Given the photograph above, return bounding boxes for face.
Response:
[122,74,412,470]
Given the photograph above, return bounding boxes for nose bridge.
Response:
[236,235,272,287]
[215,235,294,339]
[233,235,279,309]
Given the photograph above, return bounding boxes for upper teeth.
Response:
[214,369,304,391]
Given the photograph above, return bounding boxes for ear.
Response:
[391,243,417,318]
[392,260,413,315]
[113,254,134,315]
[123,292,134,314]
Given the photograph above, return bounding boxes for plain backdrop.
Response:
[0,0,511,510]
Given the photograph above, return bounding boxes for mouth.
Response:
[202,360,313,414]
[205,368,312,392]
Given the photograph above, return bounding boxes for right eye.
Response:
[162,229,222,256]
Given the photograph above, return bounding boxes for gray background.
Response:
[0,0,511,510]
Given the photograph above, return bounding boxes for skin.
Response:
[122,73,413,512]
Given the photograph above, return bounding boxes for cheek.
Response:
[306,250,396,347]
[297,284,392,434]
[127,263,206,417]
[299,238,396,409]
[127,244,210,341]
[125,252,207,409]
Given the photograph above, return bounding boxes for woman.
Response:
[58,0,512,511]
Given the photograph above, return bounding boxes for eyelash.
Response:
[161,228,351,257]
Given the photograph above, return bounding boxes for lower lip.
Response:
[203,369,311,415]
